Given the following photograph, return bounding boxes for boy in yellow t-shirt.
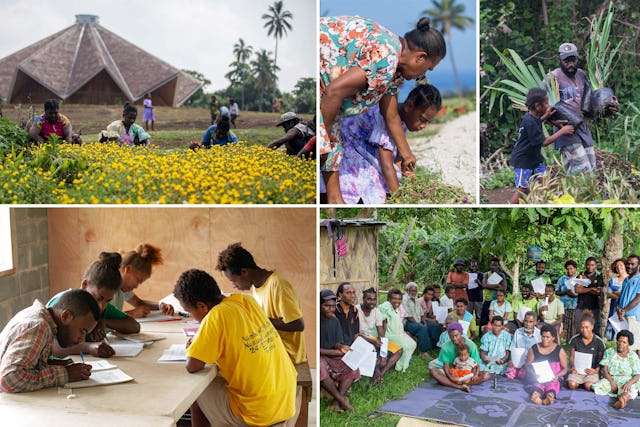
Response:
[216,242,307,364]
[174,269,297,427]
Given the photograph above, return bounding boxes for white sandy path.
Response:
[409,112,477,196]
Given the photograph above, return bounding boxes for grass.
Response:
[390,167,471,204]
[148,128,281,148]
[319,353,433,427]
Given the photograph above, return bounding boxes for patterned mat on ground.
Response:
[379,377,640,427]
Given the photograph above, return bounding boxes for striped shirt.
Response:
[0,300,67,392]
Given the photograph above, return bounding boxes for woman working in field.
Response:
[319,16,445,204]
[101,104,151,146]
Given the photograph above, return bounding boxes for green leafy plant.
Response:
[585,2,622,90]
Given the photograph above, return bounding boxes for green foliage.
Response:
[481,167,512,189]
[389,167,470,204]
[292,77,316,114]
[0,117,31,155]
[585,2,622,90]
[597,102,640,166]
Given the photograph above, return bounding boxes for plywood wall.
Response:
[47,207,316,366]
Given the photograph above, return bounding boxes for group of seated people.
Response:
[321,254,640,413]
[0,242,307,427]
[29,99,152,146]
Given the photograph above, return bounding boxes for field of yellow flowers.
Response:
[0,141,316,204]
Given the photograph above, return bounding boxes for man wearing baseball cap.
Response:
[319,289,358,412]
[268,112,316,156]
[546,42,595,174]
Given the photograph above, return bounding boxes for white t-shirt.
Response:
[440,295,454,311]
[356,305,383,339]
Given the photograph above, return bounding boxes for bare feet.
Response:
[460,384,471,393]
[542,393,555,405]
[329,401,344,413]
[333,395,354,412]
[530,391,543,405]
[614,394,628,409]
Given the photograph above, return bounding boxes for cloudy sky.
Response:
[0,0,316,93]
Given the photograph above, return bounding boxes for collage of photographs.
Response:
[0,0,639,426]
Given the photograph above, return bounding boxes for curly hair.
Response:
[83,252,122,290]
[173,269,223,309]
[216,242,258,275]
[121,243,163,276]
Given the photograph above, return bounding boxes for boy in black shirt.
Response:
[508,88,574,204]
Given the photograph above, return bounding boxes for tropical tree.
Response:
[250,49,279,111]
[423,0,474,97]
[181,69,211,107]
[232,38,253,64]
[225,38,254,109]
[292,77,316,114]
[261,0,293,67]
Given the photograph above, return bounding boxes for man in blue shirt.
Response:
[200,117,238,148]
[617,254,640,353]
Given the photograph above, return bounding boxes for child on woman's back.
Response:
[444,343,477,392]
[323,83,442,204]
[508,87,574,204]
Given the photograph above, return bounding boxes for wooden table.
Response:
[0,320,215,426]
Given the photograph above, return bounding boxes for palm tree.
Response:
[251,49,279,111]
[423,0,474,97]
[261,0,293,67]
[229,38,253,108]
[233,38,253,64]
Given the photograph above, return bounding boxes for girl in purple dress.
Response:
[142,93,155,131]
[336,83,441,204]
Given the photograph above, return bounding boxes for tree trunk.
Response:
[500,257,520,294]
[386,217,416,288]
[447,33,464,97]
[600,209,624,338]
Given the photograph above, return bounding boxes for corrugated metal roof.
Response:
[0,15,202,106]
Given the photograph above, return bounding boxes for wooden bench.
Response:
[295,362,313,427]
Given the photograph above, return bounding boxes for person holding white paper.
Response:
[575,257,604,337]
[524,324,568,405]
[467,260,484,324]
[617,254,640,353]
[522,260,553,299]
[567,311,605,391]
[356,288,403,385]
[509,284,538,329]
[485,289,511,334]
[556,260,579,340]
[453,298,476,341]
[538,283,565,337]
[506,311,541,380]
[592,330,640,409]
[606,258,628,340]
[480,316,512,374]
[480,258,506,328]
[436,315,457,348]
[439,286,455,312]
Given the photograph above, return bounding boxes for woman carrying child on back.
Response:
[333,83,441,204]
[102,104,151,146]
[508,87,574,204]
[319,16,445,203]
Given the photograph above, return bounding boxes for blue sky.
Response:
[321,0,477,94]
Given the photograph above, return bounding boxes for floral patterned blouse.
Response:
[319,16,404,171]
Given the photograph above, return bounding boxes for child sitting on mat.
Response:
[445,343,478,392]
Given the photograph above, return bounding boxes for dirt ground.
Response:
[481,186,515,204]
[410,112,477,196]
[1,104,302,134]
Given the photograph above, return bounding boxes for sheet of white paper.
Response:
[110,342,144,357]
[342,337,377,376]
[565,280,576,293]
[459,320,470,336]
[458,373,474,382]
[573,278,592,287]
[574,351,593,375]
[157,344,187,363]
[431,301,439,311]
[468,273,478,289]
[136,310,182,323]
[65,368,133,388]
[435,306,449,324]
[380,337,388,358]
[487,272,502,285]
[532,360,554,383]
[517,306,531,322]
[85,360,117,372]
[510,347,527,368]
[531,278,546,295]
[486,354,501,363]
[608,314,629,333]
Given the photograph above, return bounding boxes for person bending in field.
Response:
[29,99,73,144]
[508,87,574,204]
[268,112,316,156]
[101,103,151,146]
[198,116,238,148]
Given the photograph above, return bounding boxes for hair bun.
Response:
[417,17,431,31]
